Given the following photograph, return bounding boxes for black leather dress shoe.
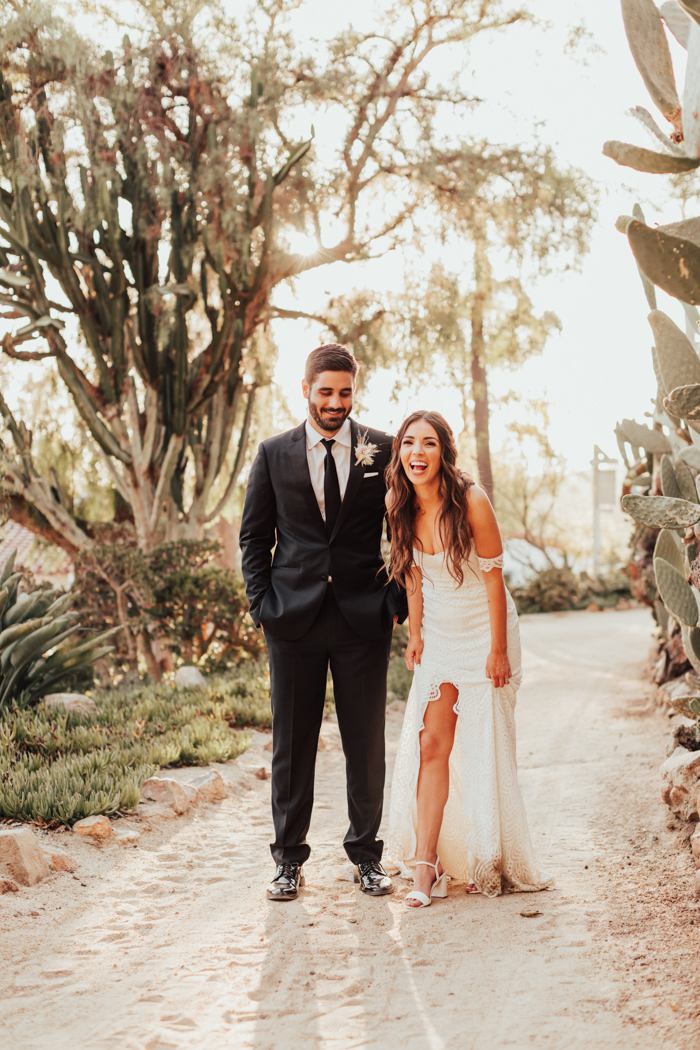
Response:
[354,861,394,896]
[267,863,304,901]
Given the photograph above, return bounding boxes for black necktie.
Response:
[321,438,342,535]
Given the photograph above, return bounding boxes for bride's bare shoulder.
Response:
[465,483,492,510]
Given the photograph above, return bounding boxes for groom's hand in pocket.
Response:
[405,635,423,670]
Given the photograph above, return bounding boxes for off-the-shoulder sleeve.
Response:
[478,554,504,572]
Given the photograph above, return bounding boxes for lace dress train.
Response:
[387,549,552,898]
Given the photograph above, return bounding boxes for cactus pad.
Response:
[678,446,700,470]
[621,0,682,128]
[649,311,700,391]
[664,382,700,419]
[654,556,699,625]
[679,1,700,29]
[603,141,699,173]
[622,493,700,528]
[618,417,672,453]
[661,454,682,497]
[628,222,700,303]
[655,527,686,573]
[675,456,699,502]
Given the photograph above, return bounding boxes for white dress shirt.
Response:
[305,417,352,521]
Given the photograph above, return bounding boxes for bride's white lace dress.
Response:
[387,547,552,897]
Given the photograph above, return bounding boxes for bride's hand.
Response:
[405,635,423,670]
[486,650,511,689]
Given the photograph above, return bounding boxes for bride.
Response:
[385,410,551,908]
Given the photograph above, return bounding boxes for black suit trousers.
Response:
[265,586,392,866]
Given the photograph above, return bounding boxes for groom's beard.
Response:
[308,401,352,433]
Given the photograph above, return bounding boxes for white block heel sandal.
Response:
[404,859,449,909]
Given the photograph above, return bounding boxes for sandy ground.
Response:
[2,607,700,1050]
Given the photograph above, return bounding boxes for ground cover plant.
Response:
[0,664,272,826]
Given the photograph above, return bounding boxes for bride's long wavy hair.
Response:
[386,411,475,589]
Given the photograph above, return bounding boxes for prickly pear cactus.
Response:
[607,2,700,706]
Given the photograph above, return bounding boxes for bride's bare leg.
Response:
[407,683,458,906]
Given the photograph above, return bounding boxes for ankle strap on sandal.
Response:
[415,859,440,875]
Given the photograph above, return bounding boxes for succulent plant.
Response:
[0,550,118,709]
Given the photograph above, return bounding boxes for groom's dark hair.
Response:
[305,343,359,386]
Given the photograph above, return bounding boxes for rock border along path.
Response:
[1,608,700,1050]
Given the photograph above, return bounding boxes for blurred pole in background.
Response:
[592,445,618,577]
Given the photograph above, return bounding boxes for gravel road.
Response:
[2,607,700,1050]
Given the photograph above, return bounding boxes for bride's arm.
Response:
[405,565,424,670]
[467,486,511,689]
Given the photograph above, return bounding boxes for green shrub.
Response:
[512,565,632,614]
[0,663,272,826]
[513,567,582,613]
[72,537,264,678]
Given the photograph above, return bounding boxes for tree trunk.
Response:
[470,237,494,502]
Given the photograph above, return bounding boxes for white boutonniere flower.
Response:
[354,430,379,467]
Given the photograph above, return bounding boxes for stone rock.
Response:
[137,801,178,823]
[44,693,98,717]
[112,826,141,845]
[691,825,700,870]
[72,815,113,839]
[666,720,700,758]
[263,740,274,752]
[174,666,206,688]
[182,783,199,807]
[664,676,692,703]
[660,746,700,820]
[255,767,270,780]
[694,869,700,900]
[586,603,601,613]
[140,776,191,814]
[0,829,50,886]
[43,847,77,872]
[189,770,227,802]
[0,879,18,894]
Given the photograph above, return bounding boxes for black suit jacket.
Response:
[239,418,406,641]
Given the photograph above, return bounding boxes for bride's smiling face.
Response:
[400,420,441,487]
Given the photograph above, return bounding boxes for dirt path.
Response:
[2,608,700,1050]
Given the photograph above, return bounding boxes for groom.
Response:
[240,343,405,901]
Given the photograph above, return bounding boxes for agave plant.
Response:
[0,549,118,708]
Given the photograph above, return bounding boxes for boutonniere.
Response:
[354,430,379,467]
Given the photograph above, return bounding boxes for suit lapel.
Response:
[287,422,326,531]
[329,418,363,544]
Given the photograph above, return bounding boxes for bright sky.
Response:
[270,0,692,473]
